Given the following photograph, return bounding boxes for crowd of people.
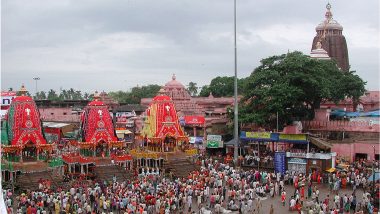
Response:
[2,155,379,214]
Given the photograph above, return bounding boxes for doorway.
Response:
[164,136,176,152]
[23,141,37,161]
[355,153,368,161]
[96,141,108,157]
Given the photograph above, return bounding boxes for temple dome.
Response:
[316,20,343,31]
[165,74,185,89]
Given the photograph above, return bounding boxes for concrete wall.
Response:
[332,142,379,162]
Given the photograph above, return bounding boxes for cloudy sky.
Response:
[1,0,379,94]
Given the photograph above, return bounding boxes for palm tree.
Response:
[187,82,198,96]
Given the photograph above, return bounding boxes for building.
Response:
[311,3,349,72]
[141,75,236,135]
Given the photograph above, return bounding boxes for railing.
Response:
[302,120,380,132]
[80,149,93,157]
[243,158,274,169]
[3,156,20,162]
[111,154,133,162]
[130,149,163,159]
[1,162,14,171]
[39,154,48,161]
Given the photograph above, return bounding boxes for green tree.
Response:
[240,51,366,129]
[199,76,245,97]
[73,90,83,100]
[47,89,59,101]
[187,82,198,96]
[35,91,47,100]
[83,92,90,100]
[68,88,75,100]
[109,84,161,104]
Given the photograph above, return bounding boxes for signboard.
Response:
[116,111,136,122]
[207,135,223,148]
[286,152,307,158]
[241,132,308,144]
[288,158,307,164]
[279,134,307,141]
[189,136,204,144]
[1,91,17,110]
[184,116,205,125]
[274,152,286,175]
[246,132,271,139]
[306,152,332,160]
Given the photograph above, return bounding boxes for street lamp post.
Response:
[233,0,239,163]
[33,77,40,97]
[372,145,376,196]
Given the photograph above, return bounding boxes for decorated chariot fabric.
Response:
[79,100,117,143]
[142,95,186,139]
[4,96,47,146]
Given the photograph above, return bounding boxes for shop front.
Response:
[287,157,307,174]
[306,152,335,175]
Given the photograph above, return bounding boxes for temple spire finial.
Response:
[158,87,166,95]
[19,84,28,96]
[325,2,333,21]
[93,90,100,101]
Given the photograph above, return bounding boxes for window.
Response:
[50,113,54,115]
[63,112,67,115]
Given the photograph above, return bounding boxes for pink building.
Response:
[39,107,81,123]
[332,141,379,162]
[321,91,380,112]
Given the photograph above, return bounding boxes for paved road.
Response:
[187,183,365,214]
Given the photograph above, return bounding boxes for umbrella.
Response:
[368,172,380,182]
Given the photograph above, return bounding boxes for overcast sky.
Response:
[1,0,379,94]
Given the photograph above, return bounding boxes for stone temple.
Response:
[141,75,236,134]
[311,3,350,71]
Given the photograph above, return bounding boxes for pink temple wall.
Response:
[332,142,379,162]
[302,120,380,133]
[39,107,80,122]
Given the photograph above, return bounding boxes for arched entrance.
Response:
[95,141,108,157]
[164,136,176,152]
[23,141,37,161]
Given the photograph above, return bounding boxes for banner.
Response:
[189,137,203,144]
[207,135,223,148]
[184,116,205,125]
[274,152,286,175]
[279,134,307,141]
[1,91,17,110]
[288,158,307,164]
[246,132,271,139]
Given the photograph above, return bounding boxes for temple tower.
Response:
[311,3,349,71]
